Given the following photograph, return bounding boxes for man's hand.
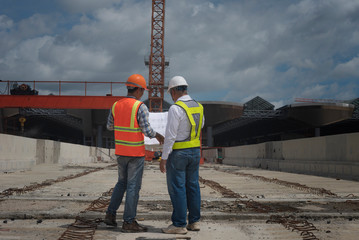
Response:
[155,132,164,144]
[160,159,166,173]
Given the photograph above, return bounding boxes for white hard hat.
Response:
[167,76,188,92]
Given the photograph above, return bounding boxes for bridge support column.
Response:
[207,126,213,147]
[97,125,103,148]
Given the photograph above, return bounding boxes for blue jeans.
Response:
[107,155,144,223]
[166,148,201,227]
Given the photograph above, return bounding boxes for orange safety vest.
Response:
[111,98,145,157]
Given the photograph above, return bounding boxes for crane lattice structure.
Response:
[147,0,167,112]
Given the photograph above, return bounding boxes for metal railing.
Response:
[0,80,126,96]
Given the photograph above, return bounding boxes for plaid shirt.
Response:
[107,97,156,138]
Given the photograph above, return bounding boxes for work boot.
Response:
[187,222,200,231]
[121,220,148,233]
[104,213,117,227]
[162,224,187,234]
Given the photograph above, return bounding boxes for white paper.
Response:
[144,112,168,145]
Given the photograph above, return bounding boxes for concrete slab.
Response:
[1,161,359,239]
[1,218,358,240]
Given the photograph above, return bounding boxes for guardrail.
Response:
[0,80,126,96]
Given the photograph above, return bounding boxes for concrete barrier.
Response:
[58,142,93,165]
[0,134,37,172]
[0,133,116,172]
[203,132,359,181]
[36,140,61,164]
[202,148,218,163]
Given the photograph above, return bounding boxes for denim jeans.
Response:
[107,155,144,223]
[166,147,201,227]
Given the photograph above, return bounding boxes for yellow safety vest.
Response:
[173,100,204,149]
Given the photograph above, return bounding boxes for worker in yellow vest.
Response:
[105,74,164,232]
[160,76,205,234]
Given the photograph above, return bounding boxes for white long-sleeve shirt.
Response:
[161,95,205,160]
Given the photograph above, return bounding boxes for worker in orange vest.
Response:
[104,74,164,232]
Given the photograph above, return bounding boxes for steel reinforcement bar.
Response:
[0,164,117,199]
[58,188,114,240]
[267,215,319,240]
[199,175,320,240]
[214,167,338,197]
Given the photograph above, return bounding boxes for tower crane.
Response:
[146,0,167,112]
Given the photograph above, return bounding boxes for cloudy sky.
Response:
[1,0,359,108]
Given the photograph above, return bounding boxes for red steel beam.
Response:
[0,95,124,109]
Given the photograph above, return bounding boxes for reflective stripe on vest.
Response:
[112,98,145,156]
[173,100,204,149]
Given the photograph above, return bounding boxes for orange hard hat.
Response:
[126,74,148,90]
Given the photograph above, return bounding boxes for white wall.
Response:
[0,134,37,172]
[202,148,217,163]
[203,132,359,180]
[58,142,93,165]
[0,133,116,172]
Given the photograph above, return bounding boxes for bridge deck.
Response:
[0,95,124,109]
